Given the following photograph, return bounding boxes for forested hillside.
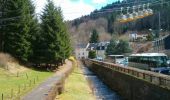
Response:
[69,0,170,44]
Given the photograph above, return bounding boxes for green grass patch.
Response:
[58,64,95,100]
[0,68,53,99]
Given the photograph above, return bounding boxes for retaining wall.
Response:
[85,60,170,100]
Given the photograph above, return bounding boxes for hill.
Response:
[68,0,170,44]
[0,53,53,99]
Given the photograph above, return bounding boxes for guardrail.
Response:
[87,59,170,89]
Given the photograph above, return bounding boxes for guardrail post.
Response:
[150,75,152,82]
[132,70,134,75]
[159,77,162,85]
[128,69,130,73]
[143,73,145,79]
[137,72,139,77]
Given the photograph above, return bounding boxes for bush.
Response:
[88,51,96,59]
[69,56,76,62]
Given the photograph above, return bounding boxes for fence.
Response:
[87,59,170,89]
[1,72,40,100]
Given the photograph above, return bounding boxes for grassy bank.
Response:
[0,68,53,99]
[57,61,95,100]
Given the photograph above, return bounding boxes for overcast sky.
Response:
[33,0,120,21]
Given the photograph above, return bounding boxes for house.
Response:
[152,34,170,56]
[129,32,148,42]
[87,41,110,59]
[129,32,137,41]
[75,43,89,59]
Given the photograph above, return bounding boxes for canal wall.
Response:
[84,60,170,100]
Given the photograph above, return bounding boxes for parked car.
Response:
[119,57,128,66]
[96,56,103,61]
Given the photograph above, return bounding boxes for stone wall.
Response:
[86,62,170,100]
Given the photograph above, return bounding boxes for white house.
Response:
[86,41,110,59]
[75,43,89,59]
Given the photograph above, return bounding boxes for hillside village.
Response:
[75,31,170,60]
[0,0,170,100]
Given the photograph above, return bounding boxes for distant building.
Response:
[129,32,137,41]
[129,32,147,42]
[75,43,89,59]
[152,34,170,56]
[87,41,110,59]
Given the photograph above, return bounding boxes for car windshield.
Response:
[150,56,168,68]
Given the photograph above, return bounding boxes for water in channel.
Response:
[80,63,122,100]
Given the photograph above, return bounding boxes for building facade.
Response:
[87,42,110,59]
[75,44,89,59]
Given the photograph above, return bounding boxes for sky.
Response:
[33,0,120,21]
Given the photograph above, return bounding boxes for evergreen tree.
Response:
[88,51,96,59]
[116,40,132,54]
[105,39,118,55]
[2,0,33,62]
[89,29,99,43]
[32,0,71,65]
[106,39,132,55]
[27,1,40,62]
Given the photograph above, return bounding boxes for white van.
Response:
[107,55,126,65]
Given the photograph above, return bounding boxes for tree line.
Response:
[71,0,170,35]
[0,0,72,68]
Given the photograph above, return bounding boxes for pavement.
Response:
[22,60,72,100]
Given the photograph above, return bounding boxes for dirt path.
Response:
[22,60,72,100]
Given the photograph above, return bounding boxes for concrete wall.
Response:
[86,62,170,100]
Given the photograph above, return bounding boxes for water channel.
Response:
[80,63,122,100]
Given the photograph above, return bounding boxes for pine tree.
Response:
[32,0,71,65]
[27,1,40,62]
[89,29,99,43]
[2,0,33,62]
[59,22,72,63]
[105,39,118,55]
[106,39,132,55]
[116,40,132,54]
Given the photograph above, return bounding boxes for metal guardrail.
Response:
[87,59,170,89]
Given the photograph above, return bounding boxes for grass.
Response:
[58,62,95,100]
[0,67,53,100]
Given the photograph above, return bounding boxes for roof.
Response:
[86,43,98,50]
[76,43,88,49]
[86,41,110,51]
[130,53,167,57]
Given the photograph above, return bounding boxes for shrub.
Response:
[88,51,96,59]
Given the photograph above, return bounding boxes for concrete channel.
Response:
[80,62,122,100]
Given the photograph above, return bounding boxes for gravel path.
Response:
[22,60,72,100]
